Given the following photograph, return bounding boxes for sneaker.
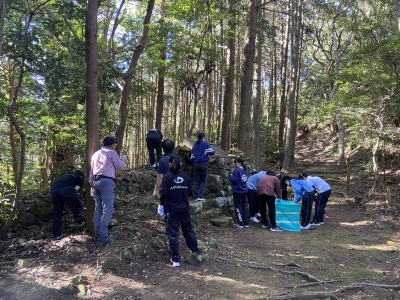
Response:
[323,214,329,219]
[55,234,63,240]
[170,259,180,267]
[300,224,311,230]
[256,213,261,217]
[244,224,249,228]
[158,228,168,235]
[270,226,283,232]
[197,198,206,201]
[250,217,259,223]
[319,221,324,225]
[235,224,244,229]
[151,163,157,168]
[261,224,269,229]
[310,221,321,226]
[93,234,99,243]
[97,235,116,245]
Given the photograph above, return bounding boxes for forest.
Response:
[1,0,400,230]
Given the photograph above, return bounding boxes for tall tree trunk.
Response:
[0,59,26,240]
[330,3,345,165]
[253,22,263,170]
[282,0,302,171]
[155,0,166,130]
[221,1,236,151]
[238,0,258,154]
[279,4,290,148]
[0,0,5,56]
[115,0,155,153]
[85,0,100,233]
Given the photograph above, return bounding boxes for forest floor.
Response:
[1,133,400,300]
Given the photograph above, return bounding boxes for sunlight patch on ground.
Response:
[338,243,398,251]
[340,220,374,226]
[189,272,267,299]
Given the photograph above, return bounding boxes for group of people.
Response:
[228,161,332,231]
[50,132,214,267]
[50,131,331,268]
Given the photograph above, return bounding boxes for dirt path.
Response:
[1,138,399,299]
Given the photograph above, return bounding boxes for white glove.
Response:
[157,205,165,216]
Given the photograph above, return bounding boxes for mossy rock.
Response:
[103,256,115,269]
[207,237,219,249]
[121,249,134,261]
[190,201,203,214]
[210,217,233,227]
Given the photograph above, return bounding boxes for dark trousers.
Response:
[247,189,259,217]
[165,207,200,263]
[258,194,276,227]
[193,162,208,198]
[233,192,249,226]
[146,135,162,165]
[301,191,314,226]
[313,189,331,223]
[51,187,85,238]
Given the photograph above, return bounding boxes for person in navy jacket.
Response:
[51,170,86,240]
[190,132,215,201]
[282,175,315,230]
[228,158,249,228]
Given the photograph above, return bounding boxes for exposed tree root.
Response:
[288,280,339,289]
[215,256,320,282]
[277,263,302,268]
[215,257,400,299]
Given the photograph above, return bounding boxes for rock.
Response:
[103,256,115,269]
[197,240,208,252]
[207,237,219,249]
[210,217,233,227]
[17,259,36,268]
[190,201,202,214]
[109,219,118,227]
[60,283,78,295]
[185,252,203,265]
[151,237,166,249]
[121,249,134,261]
[214,196,234,207]
[207,175,224,192]
[131,244,145,256]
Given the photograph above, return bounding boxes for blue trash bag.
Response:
[275,199,301,232]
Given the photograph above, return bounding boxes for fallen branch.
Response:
[0,261,14,266]
[335,283,400,292]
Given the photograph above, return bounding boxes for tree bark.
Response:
[282,0,302,171]
[279,4,290,148]
[115,0,155,154]
[155,0,166,130]
[253,21,263,170]
[238,0,258,154]
[221,1,236,151]
[85,0,101,233]
[0,58,26,240]
[0,0,6,56]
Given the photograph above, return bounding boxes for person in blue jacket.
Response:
[282,175,315,230]
[246,170,266,223]
[301,173,331,226]
[228,158,249,228]
[190,132,215,201]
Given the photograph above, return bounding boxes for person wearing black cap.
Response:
[190,132,215,201]
[51,170,86,240]
[146,129,163,168]
[89,136,127,245]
